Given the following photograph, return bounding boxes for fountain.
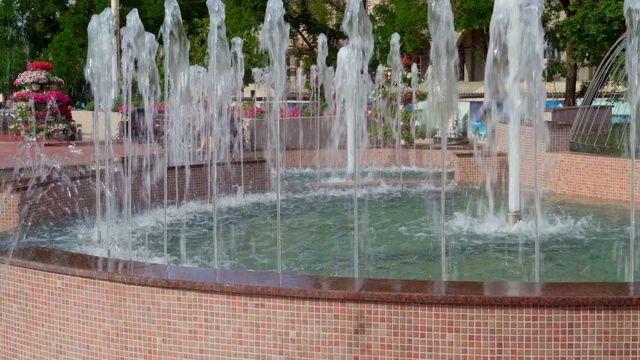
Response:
[3,0,640,357]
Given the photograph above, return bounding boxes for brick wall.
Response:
[277,147,468,169]
[0,264,638,359]
[2,159,270,231]
[494,122,640,203]
[454,152,508,184]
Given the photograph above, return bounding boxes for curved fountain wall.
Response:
[491,121,640,203]
[1,141,640,359]
[2,247,640,359]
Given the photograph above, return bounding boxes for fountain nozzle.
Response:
[507,211,522,226]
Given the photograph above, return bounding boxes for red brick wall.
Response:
[454,153,509,184]
[3,160,270,231]
[279,147,466,169]
[491,122,640,202]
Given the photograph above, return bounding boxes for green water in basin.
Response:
[10,168,637,282]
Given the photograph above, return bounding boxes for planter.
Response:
[30,83,41,91]
[49,84,58,91]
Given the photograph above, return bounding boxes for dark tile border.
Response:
[2,247,640,307]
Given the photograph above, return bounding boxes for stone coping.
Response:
[3,246,640,307]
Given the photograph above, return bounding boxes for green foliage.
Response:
[549,0,625,68]
[301,103,328,117]
[548,2,625,67]
[368,105,426,145]
[0,0,27,96]
[11,0,68,57]
[44,0,107,100]
[285,0,343,69]
[370,0,493,66]
[371,0,429,65]
[43,0,109,103]
[545,60,568,82]
[543,0,625,104]
[576,80,590,98]
[186,0,268,84]
[451,0,494,33]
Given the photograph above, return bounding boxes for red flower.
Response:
[59,105,73,120]
[26,61,53,72]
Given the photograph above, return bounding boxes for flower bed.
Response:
[8,61,77,140]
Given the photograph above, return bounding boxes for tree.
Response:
[547,0,626,106]
[185,0,269,84]
[451,0,494,34]
[43,0,109,103]
[0,0,70,97]
[284,0,343,68]
[186,0,347,83]
[370,0,493,69]
[0,0,28,97]
[371,0,429,66]
[13,0,68,57]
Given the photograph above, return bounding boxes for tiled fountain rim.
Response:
[0,156,267,187]
[3,247,640,307]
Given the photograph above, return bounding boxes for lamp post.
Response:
[111,0,120,85]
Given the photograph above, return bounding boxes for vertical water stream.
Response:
[260,0,289,273]
[625,0,640,282]
[85,8,117,255]
[427,0,458,280]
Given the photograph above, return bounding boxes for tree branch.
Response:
[557,0,575,17]
[296,28,315,51]
[323,0,345,14]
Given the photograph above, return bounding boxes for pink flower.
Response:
[43,91,71,105]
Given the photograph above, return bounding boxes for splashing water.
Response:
[334,0,374,277]
[387,33,404,178]
[120,9,162,260]
[484,0,548,280]
[16,0,633,285]
[85,8,118,249]
[625,0,640,281]
[296,67,305,167]
[230,36,246,193]
[410,62,419,166]
[260,0,290,273]
[427,0,458,280]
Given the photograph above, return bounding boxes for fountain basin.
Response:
[3,136,640,358]
[13,181,636,283]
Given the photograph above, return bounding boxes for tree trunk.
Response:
[558,0,577,106]
[565,45,578,107]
